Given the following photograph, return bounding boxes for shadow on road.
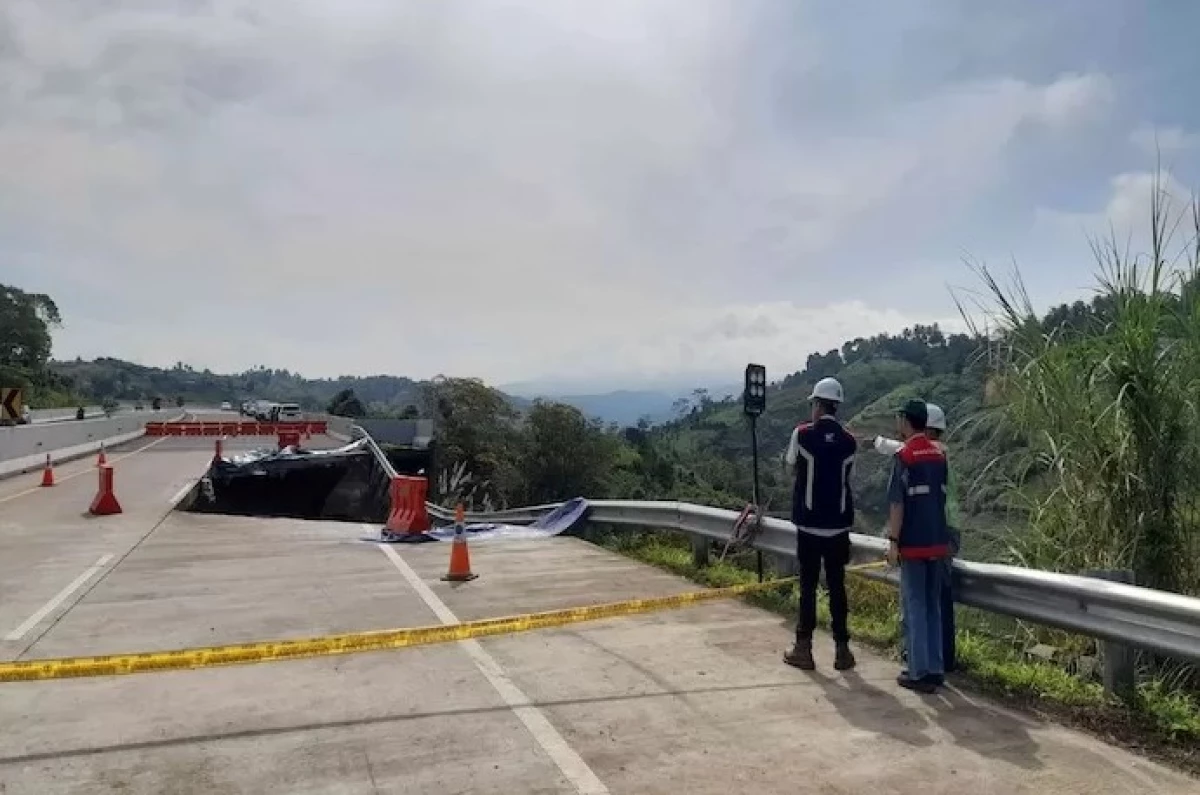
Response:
[807,669,936,747]
[928,683,1044,771]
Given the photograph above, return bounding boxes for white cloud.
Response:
[0,1,1119,386]
[1036,72,1114,128]
[1130,125,1200,157]
[1034,170,1196,268]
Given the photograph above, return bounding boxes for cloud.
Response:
[0,1,1136,386]
[1036,170,1193,240]
[1131,125,1200,157]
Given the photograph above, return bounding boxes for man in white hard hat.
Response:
[869,401,960,674]
[781,376,858,671]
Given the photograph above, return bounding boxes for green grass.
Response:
[592,527,1200,766]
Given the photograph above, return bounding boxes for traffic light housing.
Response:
[743,363,766,416]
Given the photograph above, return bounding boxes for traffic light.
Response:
[743,363,767,416]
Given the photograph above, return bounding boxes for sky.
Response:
[2,1,1199,394]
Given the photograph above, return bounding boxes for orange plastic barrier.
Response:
[385,476,431,535]
[277,430,302,449]
[145,421,328,437]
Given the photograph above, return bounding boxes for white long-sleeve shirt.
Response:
[873,435,903,456]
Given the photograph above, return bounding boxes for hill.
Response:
[50,357,427,416]
[524,389,682,426]
[644,324,1016,535]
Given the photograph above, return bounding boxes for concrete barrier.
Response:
[320,414,357,442]
[28,406,104,423]
[0,411,181,480]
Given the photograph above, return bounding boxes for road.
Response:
[0,431,1194,793]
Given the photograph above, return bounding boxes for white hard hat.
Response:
[808,377,844,403]
[927,403,946,431]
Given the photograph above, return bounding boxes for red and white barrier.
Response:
[145,421,328,437]
[385,475,431,535]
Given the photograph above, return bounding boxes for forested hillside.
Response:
[49,357,426,417]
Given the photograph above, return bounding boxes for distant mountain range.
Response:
[504,383,743,426]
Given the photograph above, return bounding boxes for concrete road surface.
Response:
[0,437,1194,794]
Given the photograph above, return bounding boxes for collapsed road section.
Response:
[185,438,393,522]
[182,422,593,543]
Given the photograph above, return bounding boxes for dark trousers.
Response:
[796,530,851,644]
[941,558,957,671]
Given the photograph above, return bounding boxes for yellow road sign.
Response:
[1,387,22,421]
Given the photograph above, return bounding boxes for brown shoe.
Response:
[784,639,815,670]
[834,643,856,671]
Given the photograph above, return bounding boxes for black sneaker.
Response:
[833,643,856,671]
[900,669,944,687]
[784,640,815,670]
[897,673,938,694]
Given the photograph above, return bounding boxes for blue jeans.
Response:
[901,558,947,680]
[899,557,956,671]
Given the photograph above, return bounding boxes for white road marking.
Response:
[4,554,114,641]
[169,481,196,507]
[378,542,609,795]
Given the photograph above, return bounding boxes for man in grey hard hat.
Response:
[866,401,960,674]
[782,377,858,671]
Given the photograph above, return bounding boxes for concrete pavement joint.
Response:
[10,488,187,662]
[378,540,611,795]
[0,680,809,768]
[4,554,114,642]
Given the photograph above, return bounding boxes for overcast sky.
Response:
[3,1,1198,392]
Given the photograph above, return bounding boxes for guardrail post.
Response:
[1084,568,1137,697]
[773,553,797,577]
[691,535,710,568]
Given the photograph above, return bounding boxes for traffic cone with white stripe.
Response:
[40,454,55,487]
[442,503,477,582]
[96,442,107,467]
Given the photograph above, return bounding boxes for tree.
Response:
[327,388,366,418]
[0,284,60,376]
[400,404,420,419]
[423,377,522,507]
[520,400,617,503]
[0,284,65,406]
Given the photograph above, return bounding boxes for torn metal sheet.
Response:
[425,498,591,541]
[215,438,373,471]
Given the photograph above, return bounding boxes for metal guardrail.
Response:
[354,425,399,479]
[421,498,1200,665]
[346,425,1200,664]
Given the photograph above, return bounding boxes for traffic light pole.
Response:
[743,363,767,583]
[750,413,763,582]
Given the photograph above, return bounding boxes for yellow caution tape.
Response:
[0,576,798,683]
[0,559,889,683]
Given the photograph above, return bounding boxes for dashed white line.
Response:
[377,542,609,795]
[4,554,114,641]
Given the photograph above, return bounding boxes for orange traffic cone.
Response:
[96,442,107,467]
[40,454,55,487]
[442,503,477,582]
